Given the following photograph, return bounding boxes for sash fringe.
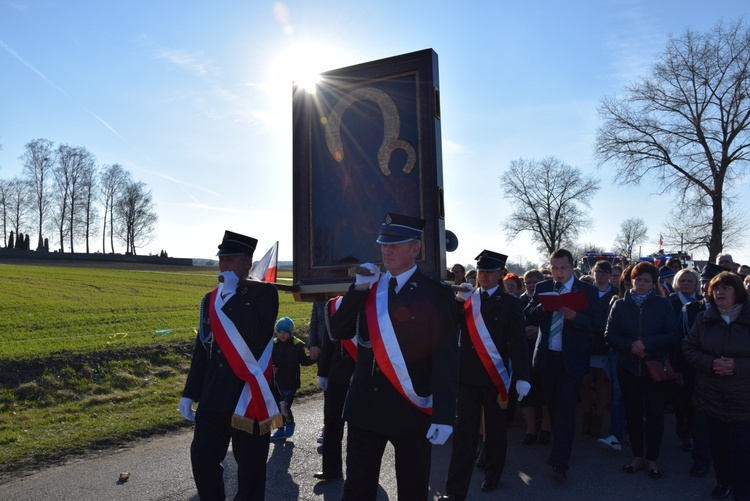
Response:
[231,413,284,435]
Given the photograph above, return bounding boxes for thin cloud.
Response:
[155,48,213,77]
[1,38,216,193]
[0,38,69,96]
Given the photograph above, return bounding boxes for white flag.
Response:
[249,241,278,282]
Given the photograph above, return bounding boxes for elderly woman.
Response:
[605,262,678,479]
[682,272,750,500]
[668,267,705,452]
[669,268,702,317]
[502,272,523,297]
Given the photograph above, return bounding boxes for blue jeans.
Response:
[606,349,625,440]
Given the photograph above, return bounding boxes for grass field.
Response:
[0,263,321,476]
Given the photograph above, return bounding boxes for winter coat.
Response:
[272,336,315,392]
[682,300,750,423]
[604,290,679,377]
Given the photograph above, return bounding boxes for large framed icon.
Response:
[291,49,449,300]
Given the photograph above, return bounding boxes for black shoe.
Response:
[711,484,732,500]
[481,478,498,492]
[538,430,551,445]
[689,463,710,477]
[552,466,567,482]
[648,468,662,479]
[437,496,465,501]
[521,432,537,445]
[312,471,342,481]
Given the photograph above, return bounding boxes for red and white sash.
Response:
[208,287,282,434]
[364,276,432,414]
[329,296,357,361]
[464,290,512,408]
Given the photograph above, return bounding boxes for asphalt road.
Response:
[0,393,717,500]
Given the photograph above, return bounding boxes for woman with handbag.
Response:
[604,261,679,479]
[683,271,750,500]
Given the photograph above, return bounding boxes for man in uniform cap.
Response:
[439,250,530,500]
[179,230,280,500]
[329,212,458,501]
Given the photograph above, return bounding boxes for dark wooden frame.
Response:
[291,49,446,299]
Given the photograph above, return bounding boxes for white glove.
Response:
[217,271,239,295]
[178,397,195,421]
[426,424,453,445]
[456,283,474,302]
[516,380,531,402]
[354,262,380,289]
[318,376,329,391]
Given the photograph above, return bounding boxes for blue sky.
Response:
[1,0,748,269]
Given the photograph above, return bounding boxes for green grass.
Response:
[0,265,312,359]
[0,264,320,474]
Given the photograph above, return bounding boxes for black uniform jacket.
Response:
[317,322,357,386]
[458,290,530,387]
[182,281,279,413]
[525,278,605,380]
[329,268,459,437]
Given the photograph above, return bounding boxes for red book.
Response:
[536,290,589,312]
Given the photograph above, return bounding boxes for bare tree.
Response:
[21,138,55,250]
[99,164,129,253]
[662,202,743,256]
[114,180,157,255]
[78,160,99,253]
[0,179,9,247]
[6,177,30,238]
[596,19,750,262]
[613,217,649,261]
[502,157,601,256]
[51,144,96,253]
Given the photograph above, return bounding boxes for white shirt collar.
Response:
[480,285,500,296]
[559,275,575,293]
[385,265,418,293]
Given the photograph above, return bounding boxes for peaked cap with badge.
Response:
[475,249,508,271]
[216,230,258,257]
[376,213,425,244]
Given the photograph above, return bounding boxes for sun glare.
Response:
[271,42,349,95]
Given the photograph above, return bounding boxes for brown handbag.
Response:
[644,356,678,382]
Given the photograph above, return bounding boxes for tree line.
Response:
[0,138,158,255]
[500,19,749,263]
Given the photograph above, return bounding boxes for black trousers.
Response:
[191,409,271,500]
[617,367,667,460]
[541,352,582,472]
[445,382,508,497]
[321,381,348,475]
[343,424,432,501]
[707,416,750,498]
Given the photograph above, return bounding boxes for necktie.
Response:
[389,277,398,296]
[481,291,489,303]
[549,282,566,343]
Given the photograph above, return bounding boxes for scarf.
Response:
[630,289,653,306]
[718,303,743,324]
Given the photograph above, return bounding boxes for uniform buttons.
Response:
[219,363,224,368]
[217,349,222,353]
[374,387,378,392]
[374,366,380,372]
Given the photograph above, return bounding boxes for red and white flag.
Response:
[250,241,278,282]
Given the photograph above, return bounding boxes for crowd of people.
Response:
[177,224,750,500]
